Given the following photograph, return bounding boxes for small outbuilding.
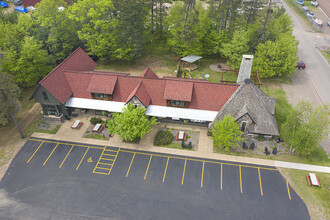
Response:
[0,1,8,8]
[16,6,28,13]
[180,55,202,72]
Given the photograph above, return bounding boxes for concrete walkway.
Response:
[31,116,330,173]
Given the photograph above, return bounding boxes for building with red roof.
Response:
[31,49,279,136]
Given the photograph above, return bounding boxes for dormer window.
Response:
[169,100,185,107]
[92,93,108,99]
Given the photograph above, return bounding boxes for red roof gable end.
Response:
[40,48,97,104]
[163,80,194,102]
[140,67,159,79]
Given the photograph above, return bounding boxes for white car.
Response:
[311,1,318,7]
[313,19,323,26]
[306,12,315,18]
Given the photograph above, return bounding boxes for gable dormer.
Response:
[163,80,193,108]
[87,75,117,101]
[126,81,151,108]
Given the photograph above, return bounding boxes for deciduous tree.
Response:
[2,36,52,87]
[281,100,329,156]
[220,29,250,69]
[106,104,159,142]
[211,114,244,151]
[253,33,298,78]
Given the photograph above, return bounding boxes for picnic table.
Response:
[306,173,321,187]
[176,131,186,141]
[92,123,104,133]
[71,120,82,129]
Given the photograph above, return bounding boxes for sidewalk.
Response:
[31,118,330,173]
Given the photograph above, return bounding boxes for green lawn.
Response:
[84,134,107,140]
[279,168,330,220]
[321,51,330,63]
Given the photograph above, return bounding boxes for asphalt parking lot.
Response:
[0,138,309,220]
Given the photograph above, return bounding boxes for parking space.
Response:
[0,138,309,219]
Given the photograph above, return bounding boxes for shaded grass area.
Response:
[96,38,178,76]
[189,59,237,83]
[84,134,106,140]
[321,51,330,63]
[279,168,330,220]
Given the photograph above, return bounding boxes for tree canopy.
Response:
[106,104,159,142]
[281,100,329,156]
[0,72,21,126]
[211,114,244,151]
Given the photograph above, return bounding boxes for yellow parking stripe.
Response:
[100,158,114,161]
[126,153,136,177]
[108,148,120,175]
[29,138,103,150]
[43,143,59,166]
[59,145,74,168]
[201,161,204,188]
[93,171,109,175]
[27,141,44,163]
[162,157,169,183]
[104,149,118,152]
[98,162,112,166]
[119,149,277,171]
[287,181,291,200]
[144,155,152,180]
[258,168,263,196]
[102,153,116,156]
[76,147,89,171]
[239,165,243,194]
[95,167,111,170]
[220,163,223,190]
[181,159,187,185]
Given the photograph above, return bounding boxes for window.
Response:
[92,93,109,99]
[44,105,59,116]
[42,91,49,101]
[169,100,185,107]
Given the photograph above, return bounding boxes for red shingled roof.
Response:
[163,80,194,102]
[87,75,117,94]
[62,71,239,111]
[23,0,69,7]
[126,82,151,107]
[40,48,97,104]
[140,67,159,79]
[38,48,239,111]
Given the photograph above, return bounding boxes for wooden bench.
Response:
[71,120,82,129]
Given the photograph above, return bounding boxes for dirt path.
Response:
[0,103,41,180]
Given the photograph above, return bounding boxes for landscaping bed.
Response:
[154,128,199,151]
[83,117,111,140]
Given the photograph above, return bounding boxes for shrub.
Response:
[90,117,103,125]
[154,130,173,146]
[258,135,265,141]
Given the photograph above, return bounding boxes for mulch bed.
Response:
[160,128,199,150]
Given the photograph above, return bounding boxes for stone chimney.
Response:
[237,55,254,84]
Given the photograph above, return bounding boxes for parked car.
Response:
[302,6,309,12]
[313,19,323,26]
[306,12,315,18]
[311,1,318,7]
[297,61,306,69]
[14,0,22,5]
[297,0,304,5]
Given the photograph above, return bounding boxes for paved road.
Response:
[0,138,309,219]
[281,0,330,105]
[317,0,330,18]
